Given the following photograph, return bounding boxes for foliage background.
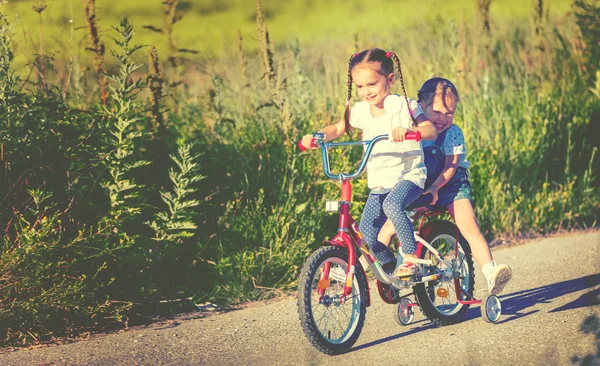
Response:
[0,0,598,346]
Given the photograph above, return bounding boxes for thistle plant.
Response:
[531,0,546,51]
[141,0,182,68]
[147,46,165,131]
[256,0,276,92]
[477,0,492,56]
[83,0,106,104]
[255,0,293,134]
[237,29,249,90]
[0,13,18,109]
[572,0,600,79]
[163,0,179,67]
[31,1,48,91]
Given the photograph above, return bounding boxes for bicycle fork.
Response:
[320,180,372,306]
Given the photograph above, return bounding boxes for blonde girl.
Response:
[300,48,436,278]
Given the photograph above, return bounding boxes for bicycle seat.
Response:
[406,193,447,219]
[406,193,434,211]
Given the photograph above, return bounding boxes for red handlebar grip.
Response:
[298,138,317,151]
[406,131,421,142]
[298,139,307,151]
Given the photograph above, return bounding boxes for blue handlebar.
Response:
[313,133,390,181]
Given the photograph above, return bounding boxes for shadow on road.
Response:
[347,274,599,352]
[348,321,438,353]
[496,273,600,324]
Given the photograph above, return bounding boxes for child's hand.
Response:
[300,134,317,150]
[424,186,439,205]
[391,127,408,143]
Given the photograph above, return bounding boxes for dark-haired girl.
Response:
[377,78,513,295]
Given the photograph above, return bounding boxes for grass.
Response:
[2,0,574,69]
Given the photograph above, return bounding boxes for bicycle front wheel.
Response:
[414,220,474,326]
[297,246,367,355]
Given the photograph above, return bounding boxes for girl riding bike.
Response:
[298,67,507,356]
[300,48,436,279]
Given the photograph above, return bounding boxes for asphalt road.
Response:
[2,231,599,366]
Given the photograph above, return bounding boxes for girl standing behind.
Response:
[378,78,513,294]
[300,48,437,278]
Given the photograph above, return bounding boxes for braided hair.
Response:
[388,51,413,122]
[343,49,413,134]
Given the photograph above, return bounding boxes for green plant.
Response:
[147,139,203,243]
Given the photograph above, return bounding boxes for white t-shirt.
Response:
[350,99,426,193]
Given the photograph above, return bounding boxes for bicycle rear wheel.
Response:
[414,220,474,326]
[297,246,368,355]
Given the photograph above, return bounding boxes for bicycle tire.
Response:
[414,220,474,326]
[297,246,368,355]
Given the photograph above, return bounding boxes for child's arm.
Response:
[413,114,437,140]
[300,119,346,148]
[391,112,438,142]
[424,154,460,204]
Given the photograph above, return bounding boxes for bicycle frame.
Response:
[307,132,479,307]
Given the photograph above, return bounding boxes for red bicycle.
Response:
[297,132,501,355]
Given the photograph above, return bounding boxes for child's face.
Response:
[352,64,394,109]
[422,96,457,133]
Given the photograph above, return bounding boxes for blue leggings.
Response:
[359,180,423,255]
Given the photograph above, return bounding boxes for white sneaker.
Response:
[483,263,513,295]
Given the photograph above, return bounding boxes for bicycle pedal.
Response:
[399,274,420,282]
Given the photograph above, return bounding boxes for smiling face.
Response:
[417,78,459,134]
[351,64,394,109]
[421,96,457,133]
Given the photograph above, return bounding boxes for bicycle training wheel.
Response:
[394,297,415,326]
[297,246,368,355]
[414,220,474,326]
[481,294,502,323]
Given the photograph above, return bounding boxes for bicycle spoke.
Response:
[306,256,363,344]
[336,303,352,324]
[330,310,345,339]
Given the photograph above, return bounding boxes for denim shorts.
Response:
[430,167,472,209]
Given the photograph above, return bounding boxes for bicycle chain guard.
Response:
[376,279,402,304]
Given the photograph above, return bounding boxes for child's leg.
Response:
[358,193,387,247]
[383,180,423,256]
[382,180,423,276]
[379,197,431,247]
[377,219,395,246]
[447,199,492,265]
[358,193,395,266]
[447,199,512,295]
